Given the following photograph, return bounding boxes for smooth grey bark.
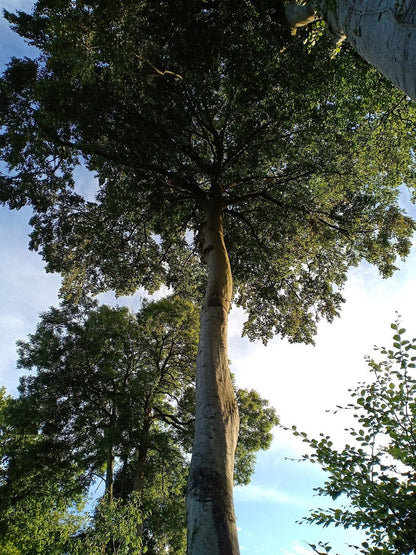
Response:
[186,201,240,554]
[285,0,416,101]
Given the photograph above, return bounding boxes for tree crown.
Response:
[1,2,416,342]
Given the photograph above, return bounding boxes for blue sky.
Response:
[2,3,416,553]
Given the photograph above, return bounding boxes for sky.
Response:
[2,2,416,554]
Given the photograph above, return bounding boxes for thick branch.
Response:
[285,1,416,100]
[152,407,194,432]
[285,1,316,28]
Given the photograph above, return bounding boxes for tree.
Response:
[1,296,277,553]
[285,1,416,102]
[73,495,144,555]
[292,321,416,554]
[0,389,86,555]
[1,2,416,552]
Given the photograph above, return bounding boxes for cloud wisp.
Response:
[234,483,309,508]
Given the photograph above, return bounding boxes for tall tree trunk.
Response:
[285,0,416,101]
[117,455,129,498]
[104,415,116,500]
[132,410,151,545]
[105,445,114,501]
[186,201,240,554]
[132,419,150,495]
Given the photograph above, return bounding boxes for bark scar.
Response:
[203,404,216,418]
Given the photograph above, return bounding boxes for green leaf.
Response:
[291,319,416,554]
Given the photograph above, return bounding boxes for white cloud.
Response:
[234,484,308,507]
[283,541,313,555]
[229,247,416,452]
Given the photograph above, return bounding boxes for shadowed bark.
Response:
[285,0,416,101]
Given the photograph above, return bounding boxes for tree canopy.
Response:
[1,1,415,341]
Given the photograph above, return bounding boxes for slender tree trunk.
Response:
[104,416,115,501]
[117,455,129,498]
[132,419,150,495]
[186,200,240,554]
[132,412,151,545]
[105,445,114,500]
[285,0,416,101]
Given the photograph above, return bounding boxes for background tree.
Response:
[0,297,278,554]
[292,321,416,555]
[73,495,144,555]
[285,1,416,102]
[2,2,416,551]
[0,388,86,555]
